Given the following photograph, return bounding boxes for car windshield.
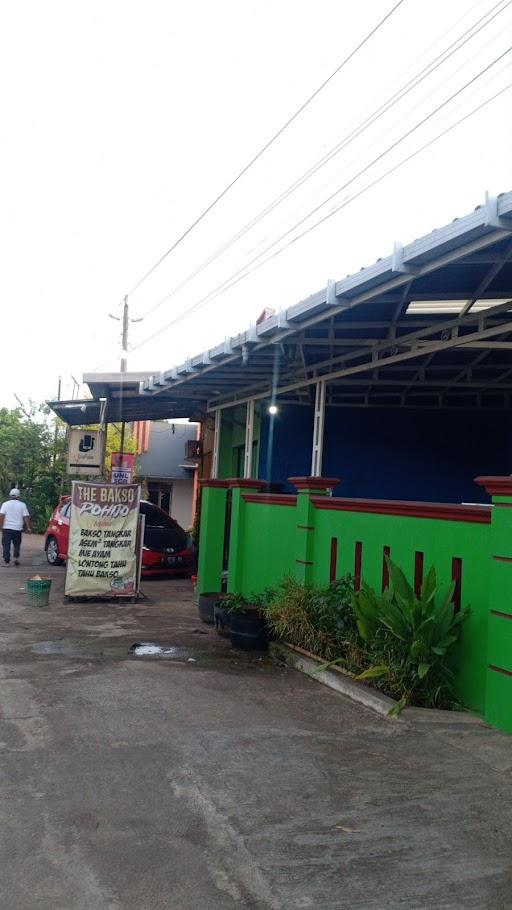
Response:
[140,501,179,529]
[139,501,188,551]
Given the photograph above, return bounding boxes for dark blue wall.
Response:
[259,405,314,488]
[258,405,511,503]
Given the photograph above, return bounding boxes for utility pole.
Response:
[109,296,143,375]
[52,376,62,470]
[109,296,143,456]
[121,295,128,373]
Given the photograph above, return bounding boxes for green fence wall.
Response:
[233,498,298,594]
[198,476,512,733]
[311,502,491,713]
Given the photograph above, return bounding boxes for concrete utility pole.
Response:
[52,376,62,470]
[119,297,128,453]
[108,296,143,456]
[121,295,129,373]
[109,296,143,375]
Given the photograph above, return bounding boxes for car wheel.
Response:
[46,536,64,566]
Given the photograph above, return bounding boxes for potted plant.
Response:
[221,593,269,651]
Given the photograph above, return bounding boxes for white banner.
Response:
[65,481,140,597]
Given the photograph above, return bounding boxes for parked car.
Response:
[44,497,197,577]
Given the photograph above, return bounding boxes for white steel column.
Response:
[311,380,326,476]
[212,408,221,479]
[243,399,255,478]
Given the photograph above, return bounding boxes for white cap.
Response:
[10,488,20,497]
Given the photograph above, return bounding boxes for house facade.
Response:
[134,420,199,530]
[49,190,512,732]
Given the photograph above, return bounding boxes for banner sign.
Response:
[67,429,104,476]
[110,452,136,484]
[65,481,141,598]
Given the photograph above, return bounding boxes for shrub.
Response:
[261,560,469,711]
[262,575,357,660]
[219,592,252,615]
[351,558,469,709]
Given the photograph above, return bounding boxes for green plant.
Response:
[261,575,357,660]
[351,558,469,708]
[189,510,201,548]
[219,592,252,615]
[309,576,358,642]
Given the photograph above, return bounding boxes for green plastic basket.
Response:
[26,578,52,608]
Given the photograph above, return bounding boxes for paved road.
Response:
[1,535,512,909]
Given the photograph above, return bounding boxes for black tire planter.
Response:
[229,610,269,651]
[198,592,222,624]
[214,603,231,638]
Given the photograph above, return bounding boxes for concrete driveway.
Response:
[1,535,512,909]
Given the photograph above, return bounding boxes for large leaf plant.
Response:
[351,558,469,710]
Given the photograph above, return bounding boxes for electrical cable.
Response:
[128,68,512,358]
[237,78,512,287]
[123,0,407,299]
[273,4,511,247]
[229,45,512,276]
[137,0,512,321]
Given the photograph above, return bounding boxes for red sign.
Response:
[110,452,136,484]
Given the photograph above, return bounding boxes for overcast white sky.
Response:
[1,0,511,409]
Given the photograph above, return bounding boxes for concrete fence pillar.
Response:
[475,476,512,732]
[197,480,230,594]
[226,479,265,593]
[289,477,340,584]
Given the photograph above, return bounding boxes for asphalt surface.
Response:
[1,535,512,909]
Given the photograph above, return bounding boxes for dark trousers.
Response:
[2,529,22,563]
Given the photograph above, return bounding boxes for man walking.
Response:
[0,488,32,566]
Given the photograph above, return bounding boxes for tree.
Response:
[0,404,137,532]
[0,403,68,532]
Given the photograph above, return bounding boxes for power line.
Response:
[93,78,512,375]
[138,0,512,321]
[128,68,512,357]
[238,80,512,285]
[123,0,407,299]
[233,44,512,272]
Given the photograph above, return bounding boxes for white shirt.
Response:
[0,499,29,531]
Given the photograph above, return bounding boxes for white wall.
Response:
[171,478,194,529]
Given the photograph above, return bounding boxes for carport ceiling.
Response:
[49,373,206,425]
[51,191,512,423]
[137,191,512,412]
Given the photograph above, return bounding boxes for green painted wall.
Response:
[480,490,512,732]
[312,509,490,714]
[197,485,228,594]
[218,405,260,479]
[199,477,512,733]
[223,494,492,717]
[229,502,298,595]
[218,418,234,479]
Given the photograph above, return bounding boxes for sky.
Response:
[1,0,511,409]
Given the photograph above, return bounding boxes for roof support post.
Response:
[212,408,221,479]
[311,380,326,477]
[243,399,255,478]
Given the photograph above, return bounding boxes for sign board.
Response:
[65,481,141,598]
[67,429,104,476]
[110,452,136,484]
